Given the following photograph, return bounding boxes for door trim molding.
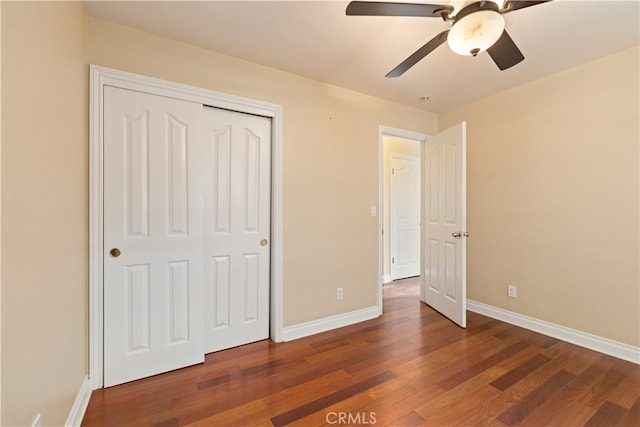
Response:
[89,65,284,389]
[378,126,428,314]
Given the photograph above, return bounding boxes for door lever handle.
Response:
[451,231,469,238]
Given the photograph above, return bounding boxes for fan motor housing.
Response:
[454,1,501,22]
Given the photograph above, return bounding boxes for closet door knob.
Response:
[109,248,122,258]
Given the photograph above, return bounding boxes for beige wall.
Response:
[87,17,439,326]
[382,136,421,279]
[441,46,640,347]
[1,2,88,426]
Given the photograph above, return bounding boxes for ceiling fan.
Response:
[346,0,551,77]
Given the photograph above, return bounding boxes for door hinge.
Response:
[392,257,395,263]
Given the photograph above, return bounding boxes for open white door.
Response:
[423,122,467,327]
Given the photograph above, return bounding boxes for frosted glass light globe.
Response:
[447,10,505,56]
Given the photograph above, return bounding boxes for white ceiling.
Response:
[84,0,639,113]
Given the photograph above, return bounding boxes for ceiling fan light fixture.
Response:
[447,9,505,56]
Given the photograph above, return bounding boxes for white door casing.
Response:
[90,65,283,390]
[390,155,421,280]
[103,86,205,387]
[203,107,271,353]
[423,122,467,328]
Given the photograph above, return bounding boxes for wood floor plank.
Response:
[293,376,413,427]
[437,340,532,390]
[516,355,619,427]
[182,399,268,427]
[220,371,350,427]
[338,383,424,426]
[542,340,605,376]
[270,371,396,427]
[419,383,503,426]
[604,361,640,409]
[349,380,445,426]
[391,322,515,382]
[583,400,628,427]
[453,348,611,427]
[386,410,425,427]
[445,344,553,423]
[497,369,577,425]
[581,363,630,410]
[197,359,285,390]
[392,321,511,382]
[490,354,552,391]
[416,366,507,421]
[548,401,599,427]
[617,398,640,427]
[263,370,349,406]
[82,277,640,427]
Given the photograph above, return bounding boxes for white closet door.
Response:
[202,106,271,353]
[103,86,204,387]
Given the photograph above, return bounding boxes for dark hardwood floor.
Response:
[83,277,640,426]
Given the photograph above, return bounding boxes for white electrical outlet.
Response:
[337,287,344,300]
[507,284,517,298]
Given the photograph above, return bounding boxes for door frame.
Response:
[378,126,428,313]
[89,65,284,389]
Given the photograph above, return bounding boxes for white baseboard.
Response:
[467,300,640,365]
[282,306,380,342]
[65,375,92,427]
[382,274,392,284]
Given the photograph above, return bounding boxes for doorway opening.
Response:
[378,126,427,310]
[378,123,468,326]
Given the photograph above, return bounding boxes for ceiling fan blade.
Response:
[386,30,449,78]
[487,30,524,71]
[503,0,552,13]
[346,1,453,17]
